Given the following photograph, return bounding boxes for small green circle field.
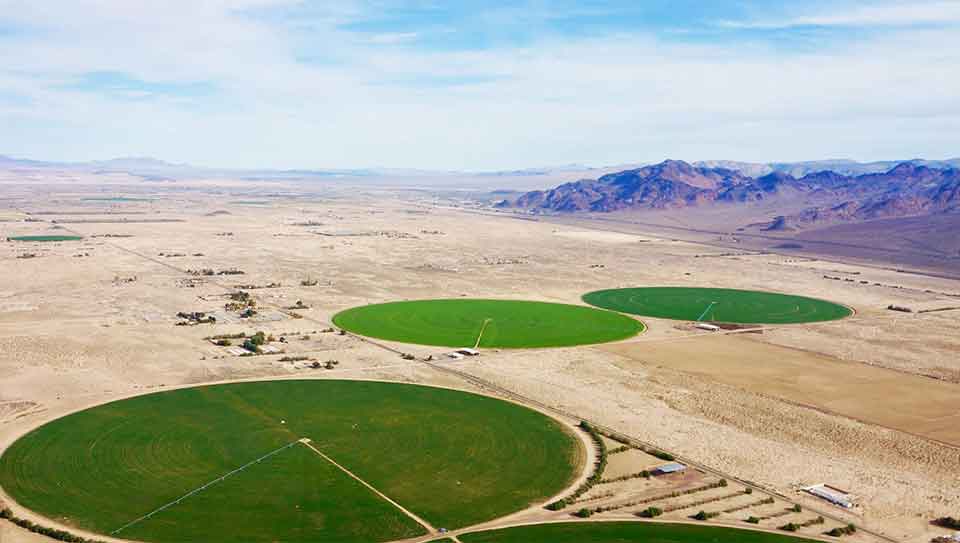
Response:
[583,287,852,324]
[332,299,644,348]
[0,380,580,543]
[458,521,820,543]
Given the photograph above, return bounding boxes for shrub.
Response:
[638,507,663,518]
[934,517,960,530]
[574,508,593,518]
[746,516,761,524]
[651,450,675,461]
[780,523,800,532]
[791,504,802,513]
[693,510,716,521]
[827,524,857,537]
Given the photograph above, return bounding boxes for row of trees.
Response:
[545,421,608,511]
[0,508,105,543]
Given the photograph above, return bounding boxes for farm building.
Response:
[454,348,480,356]
[803,484,854,508]
[653,462,687,475]
[695,323,720,332]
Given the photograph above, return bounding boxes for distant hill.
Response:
[501,159,960,229]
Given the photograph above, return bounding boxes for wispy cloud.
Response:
[720,1,960,29]
[366,32,419,45]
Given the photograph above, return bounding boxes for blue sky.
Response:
[0,1,958,170]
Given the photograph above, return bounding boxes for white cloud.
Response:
[721,1,960,29]
[0,1,958,169]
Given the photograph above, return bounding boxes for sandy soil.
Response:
[1,176,958,543]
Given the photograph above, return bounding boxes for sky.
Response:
[0,0,958,170]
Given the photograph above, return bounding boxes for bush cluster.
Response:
[650,450,675,461]
[546,421,608,511]
[693,510,719,521]
[578,480,729,516]
[826,524,857,537]
[0,508,106,543]
[934,517,960,530]
[799,516,825,528]
[607,445,631,455]
[659,489,744,515]
[722,497,775,514]
[599,470,650,484]
[637,507,663,518]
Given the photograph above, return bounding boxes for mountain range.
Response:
[501,159,960,230]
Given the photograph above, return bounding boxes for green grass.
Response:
[459,521,821,543]
[333,299,644,348]
[583,287,852,324]
[124,445,421,543]
[0,380,579,542]
[7,235,83,242]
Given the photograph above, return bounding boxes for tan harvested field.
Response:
[0,174,958,543]
[602,334,960,447]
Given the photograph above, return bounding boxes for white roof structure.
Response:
[653,462,687,474]
[454,348,480,356]
[803,484,854,508]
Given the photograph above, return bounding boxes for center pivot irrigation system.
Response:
[696,301,719,322]
[474,318,493,349]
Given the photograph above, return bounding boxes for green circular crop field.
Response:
[332,299,644,348]
[583,287,852,324]
[7,235,83,242]
[457,521,820,543]
[0,380,580,543]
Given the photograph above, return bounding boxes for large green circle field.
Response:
[458,521,820,543]
[332,299,644,348]
[0,380,580,543]
[583,287,852,324]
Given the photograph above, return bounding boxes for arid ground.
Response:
[1,173,958,542]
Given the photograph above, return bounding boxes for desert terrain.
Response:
[1,173,958,543]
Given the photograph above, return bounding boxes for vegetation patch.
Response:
[583,287,852,324]
[7,235,83,242]
[333,299,643,348]
[0,380,579,542]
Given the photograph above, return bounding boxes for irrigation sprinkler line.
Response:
[696,301,718,322]
[473,318,493,350]
[110,439,301,535]
[299,438,437,533]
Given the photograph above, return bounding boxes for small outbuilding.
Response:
[454,348,480,356]
[803,484,855,509]
[653,462,687,475]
